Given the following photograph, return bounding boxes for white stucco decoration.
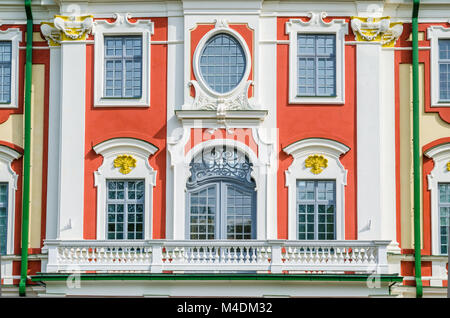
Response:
[93,138,158,240]
[424,142,450,255]
[0,145,21,254]
[283,138,350,240]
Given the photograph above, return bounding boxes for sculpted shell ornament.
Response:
[114,155,137,174]
[305,154,328,174]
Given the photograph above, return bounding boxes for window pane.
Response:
[226,184,253,239]
[0,41,12,104]
[103,36,142,98]
[297,34,336,97]
[297,180,336,240]
[106,179,144,240]
[199,33,246,94]
[439,183,450,254]
[189,186,216,240]
[0,183,7,255]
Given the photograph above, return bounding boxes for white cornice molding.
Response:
[93,137,158,159]
[424,142,450,161]
[0,145,21,163]
[283,137,350,160]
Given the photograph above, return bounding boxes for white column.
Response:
[259,16,278,240]
[380,49,399,250]
[57,41,86,239]
[356,43,382,240]
[46,46,61,240]
[166,16,185,239]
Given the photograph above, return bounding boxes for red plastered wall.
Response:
[276,17,357,239]
[83,17,168,240]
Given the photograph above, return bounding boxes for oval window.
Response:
[199,33,246,94]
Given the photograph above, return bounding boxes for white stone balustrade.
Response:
[43,240,390,274]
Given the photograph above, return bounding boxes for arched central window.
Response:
[199,33,246,94]
[186,146,256,240]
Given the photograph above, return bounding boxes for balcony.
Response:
[43,240,390,275]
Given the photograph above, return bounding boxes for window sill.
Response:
[94,97,149,108]
[288,96,345,105]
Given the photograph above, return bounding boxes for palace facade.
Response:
[0,0,449,297]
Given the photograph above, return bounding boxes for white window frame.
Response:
[93,13,154,107]
[167,129,274,240]
[285,13,347,105]
[0,28,21,109]
[192,20,252,99]
[93,138,158,240]
[424,142,450,255]
[0,145,21,254]
[283,138,349,240]
[428,26,450,107]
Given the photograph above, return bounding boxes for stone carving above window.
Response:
[187,146,254,187]
[185,19,260,119]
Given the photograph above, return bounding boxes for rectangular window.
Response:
[106,180,144,240]
[104,36,142,99]
[0,183,8,255]
[438,183,450,254]
[297,180,336,240]
[297,34,336,97]
[439,39,450,101]
[0,41,12,104]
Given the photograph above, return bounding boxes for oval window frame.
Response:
[193,27,251,98]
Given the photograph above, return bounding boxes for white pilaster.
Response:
[57,41,86,239]
[356,43,382,240]
[259,15,278,240]
[380,48,399,250]
[166,15,185,239]
[46,47,61,240]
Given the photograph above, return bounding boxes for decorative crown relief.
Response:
[189,80,254,111]
[286,12,345,29]
[351,17,403,47]
[41,15,93,46]
[92,13,154,33]
[114,154,137,175]
[305,154,328,174]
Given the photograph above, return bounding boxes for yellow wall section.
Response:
[399,63,450,251]
[0,114,24,148]
[29,64,44,249]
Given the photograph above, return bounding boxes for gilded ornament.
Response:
[305,154,328,174]
[447,161,450,171]
[114,155,137,175]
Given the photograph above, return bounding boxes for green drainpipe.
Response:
[19,0,33,297]
[412,0,423,299]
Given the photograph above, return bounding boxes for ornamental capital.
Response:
[350,16,403,47]
[41,14,93,46]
